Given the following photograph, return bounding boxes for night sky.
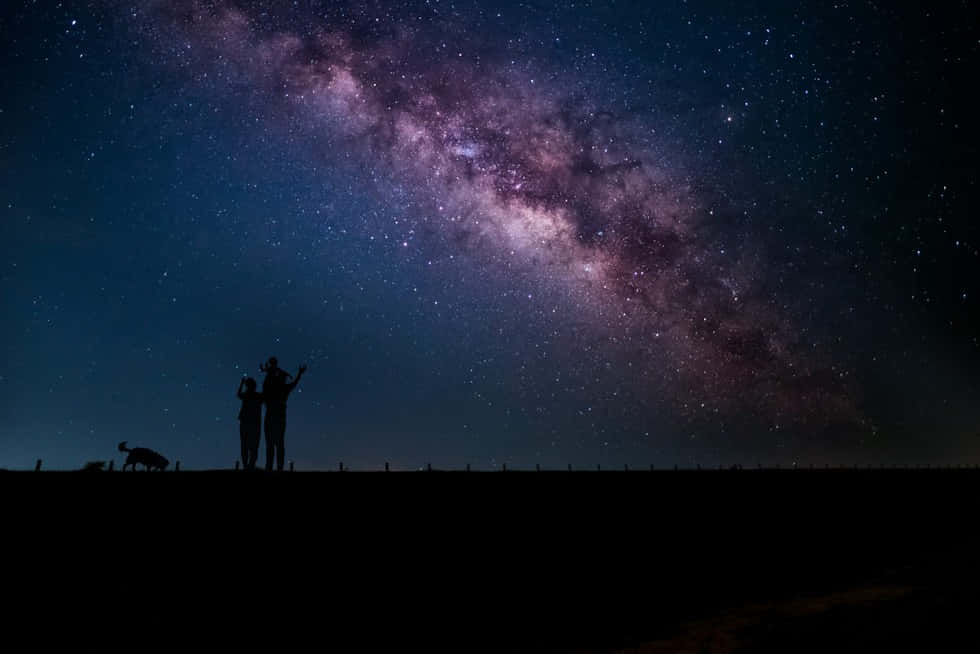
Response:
[2,1,977,470]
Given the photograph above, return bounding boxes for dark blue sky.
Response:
[2,1,977,469]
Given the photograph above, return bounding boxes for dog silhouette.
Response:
[118,441,169,471]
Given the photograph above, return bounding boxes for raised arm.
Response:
[284,364,307,392]
[237,377,246,400]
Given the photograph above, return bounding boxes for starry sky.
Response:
[2,0,977,470]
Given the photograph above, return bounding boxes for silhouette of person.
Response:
[260,356,289,389]
[237,377,263,470]
[260,357,307,472]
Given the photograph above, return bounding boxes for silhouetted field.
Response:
[5,470,977,651]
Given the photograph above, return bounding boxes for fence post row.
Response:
[21,458,980,472]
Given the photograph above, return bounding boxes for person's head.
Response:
[244,377,256,391]
[268,356,278,368]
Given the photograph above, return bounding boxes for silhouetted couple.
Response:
[237,356,307,471]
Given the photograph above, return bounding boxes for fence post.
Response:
[235,460,240,471]
[339,461,344,472]
[108,460,114,472]
[427,462,432,472]
[650,464,654,471]
[175,461,180,472]
[502,463,507,472]
[466,463,470,472]
[536,463,540,472]
[290,461,294,472]
[35,459,42,472]
[385,462,390,472]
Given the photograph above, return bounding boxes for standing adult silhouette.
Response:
[260,357,307,472]
[236,377,263,470]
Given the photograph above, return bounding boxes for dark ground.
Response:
[5,469,978,650]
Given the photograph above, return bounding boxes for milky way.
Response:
[129,0,862,434]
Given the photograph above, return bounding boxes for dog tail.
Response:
[118,441,130,453]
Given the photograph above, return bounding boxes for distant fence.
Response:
[20,459,980,472]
